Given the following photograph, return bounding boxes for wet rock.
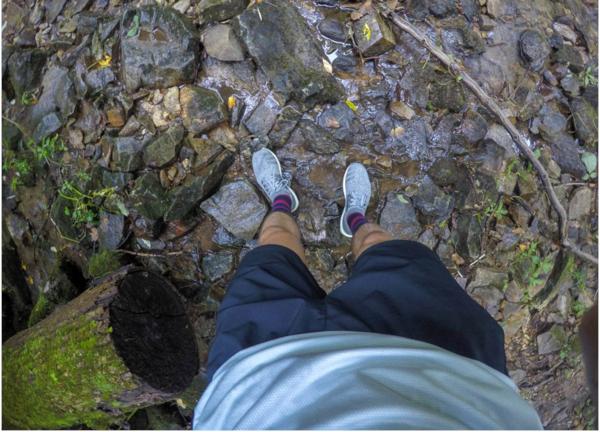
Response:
[537,325,566,355]
[7,49,47,99]
[379,192,421,240]
[389,100,415,120]
[234,1,342,107]
[317,102,358,142]
[200,179,267,240]
[180,86,228,134]
[244,95,279,136]
[97,211,125,250]
[188,135,223,165]
[318,18,347,43]
[455,212,482,260]
[202,24,245,62]
[429,76,465,112]
[428,159,460,186]
[332,55,358,74]
[85,67,115,94]
[570,97,597,148]
[202,252,234,282]
[455,110,488,147]
[130,172,168,220]
[412,176,454,223]
[143,124,185,168]
[519,30,550,72]
[164,151,234,221]
[298,119,341,155]
[440,17,485,56]
[568,187,593,221]
[268,106,302,148]
[110,137,147,172]
[394,117,431,160]
[120,6,200,91]
[27,66,76,132]
[560,75,580,97]
[198,0,249,23]
[547,133,587,178]
[353,11,396,57]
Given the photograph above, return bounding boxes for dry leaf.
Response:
[322,58,333,74]
[325,117,340,128]
[345,99,358,111]
[97,54,112,68]
[227,95,236,110]
[390,126,405,138]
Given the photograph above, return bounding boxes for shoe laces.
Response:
[265,171,291,194]
[347,193,368,209]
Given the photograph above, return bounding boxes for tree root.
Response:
[380,6,598,265]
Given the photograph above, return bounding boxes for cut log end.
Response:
[109,270,199,394]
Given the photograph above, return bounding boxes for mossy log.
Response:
[2,267,199,429]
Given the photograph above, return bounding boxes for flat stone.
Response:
[389,100,415,120]
[120,6,200,91]
[202,252,234,282]
[455,211,482,260]
[468,267,507,290]
[85,67,115,94]
[200,179,267,240]
[143,124,185,168]
[318,18,347,42]
[429,75,465,113]
[568,187,593,221]
[485,124,517,157]
[188,135,223,165]
[547,133,587,178]
[202,24,245,61]
[298,119,341,155]
[353,11,396,57]
[180,86,228,134]
[552,45,586,73]
[98,211,125,249]
[234,1,342,107]
[570,97,597,148]
[519,30,550,72]
[198,0,249,23]
[164,151,234,221]
[244,95,280,136]
[537,325,566,355]
[379,192,421,240]
[268,106,302,148]
[110,137,147,172]
[412,176,454,223]
[552,22,578,43]
[560,75,581,97]
[31,112,62,143]
[130,172,168,220]
[7,48,47,99]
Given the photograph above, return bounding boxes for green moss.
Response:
[87,250,121,279]
[27,293,53,327]
[3,315,137,429]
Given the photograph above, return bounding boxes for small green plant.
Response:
[127,13,140,37]
[87,250,121,278]
[2,149,32,190]
[20,91,37,106]
[28,293,52,327]
[581,152,597,181]
[477,199,508,223]
[58,180,116,227]
[30,134,67,163]
[572,300,587,318]
[515,241,554,289]
[579,66,598,88]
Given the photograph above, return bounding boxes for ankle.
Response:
[271,193,292,214]
[347,212,367,235]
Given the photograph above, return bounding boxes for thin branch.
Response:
[116,249,185,258]
[380,6,598,266]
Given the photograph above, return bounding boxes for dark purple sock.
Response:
[271,194,292,214]
[347,212,367,234]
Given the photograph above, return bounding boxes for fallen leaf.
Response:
[390,126,404,138]
[127,14,140,37]
[362,22,372,41]
[325,117,340,128]
[396,194,409,204]
[97,54,112,68]
[227,95,236,110]
[519,243,528,252]
[345,99,358,111]
[322,57,333,74]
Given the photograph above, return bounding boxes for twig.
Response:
[380,6,598,266]
[116,249,185,258]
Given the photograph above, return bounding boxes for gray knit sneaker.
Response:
[252,148,299,212]
[340,162,371,237]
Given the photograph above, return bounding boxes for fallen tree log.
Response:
[2,267,199,429]
[379,3,598,266]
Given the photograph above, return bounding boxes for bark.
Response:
[2,267,199,429]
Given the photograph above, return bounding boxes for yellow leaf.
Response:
[345,99,358,112]
[98,54,112,68]
[27,276,33,285]
[362,23,371,41]
[390,126,405,138]
[519,243,528,252]
[227,95,236,110]
[322,58,333,74]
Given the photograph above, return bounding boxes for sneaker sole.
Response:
[259,148,299,212]
[340,165,352,238]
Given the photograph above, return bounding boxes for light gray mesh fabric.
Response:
[193,331,542,430]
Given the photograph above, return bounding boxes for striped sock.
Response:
[271,194,292,214]
[347,212,367,234]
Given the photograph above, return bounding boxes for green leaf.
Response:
[396,194,409,204]
[532,148,541,159]
[345,99,358,112]
[581,151,597,175]
[127,14,140,37]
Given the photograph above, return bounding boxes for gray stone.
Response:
[470,285,504,316]
[332,55,359,74]
[317,102,358,142]
[7,48,47,99]
[120,6,200,91]
[143,124,185,168]
[519,30,550,72]
[234,1,342,108]
[553,45,586,73]
[31,112,62,143]
[102,170,133,190]
[429,75,465,112]
[379,192,421,240]
[454,110,488,147]
[455,211,482,260]
[389,100,415,120]
[509,368,527,385]
[110,137,147,172]
[85,67,115,94]
[570,97,597,148]
[188,135,223,166]
[468,267,507,290]
[537,325,566,355]
[268,106,302,148]
[130,172,168,220]
[412,176,454,223]
[180,86,228,134]
[552,22,578,43]
[202,24,245,62]
[200,179,267,240]
[547,133,587,178]
[568,187,593,221]
[212,225,245,247]
[504,280,523,303]
[165,151,234,221]
[98,211,125,250]
[485,124,517,157]
[198,0,249,22]
[560,75,581,97]
[318,19,347,43]
[298,120,341,155]
[353,11,396,57]
[428,159,460,186]
[244,96,279,136]
[467,267,507,316]
[202,252,234,282]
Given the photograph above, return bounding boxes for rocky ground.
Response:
[2,0,598,428]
